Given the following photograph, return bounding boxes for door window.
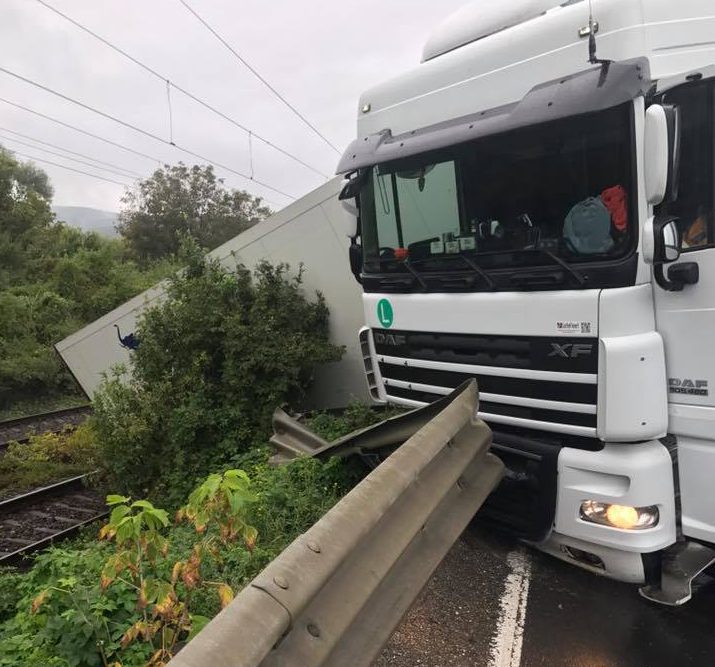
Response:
[658,82,715,251]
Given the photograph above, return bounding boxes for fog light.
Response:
[580,501,659,530]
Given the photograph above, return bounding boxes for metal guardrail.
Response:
[169,380,503,667]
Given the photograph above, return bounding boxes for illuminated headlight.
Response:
[579,501,659,530]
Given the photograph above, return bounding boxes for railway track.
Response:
[0,405,92,449]
[0,474,107,566]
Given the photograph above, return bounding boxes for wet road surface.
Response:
[375,525,715,667]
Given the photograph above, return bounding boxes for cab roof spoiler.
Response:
[336,58,651,175]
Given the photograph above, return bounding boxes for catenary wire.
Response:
[33,0,331,179]
[0,66,296,201]
[0,133,143,180]
[0,100,283,209]
[0,126,143,177]
[176,0,340,155]
[0,96,163,163]
[8,149,132,187]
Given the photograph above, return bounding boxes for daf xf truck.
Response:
[337,0,715,604]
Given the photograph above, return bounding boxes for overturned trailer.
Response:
[55,178,369,409]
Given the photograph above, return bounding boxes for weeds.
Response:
[0,423,99,499]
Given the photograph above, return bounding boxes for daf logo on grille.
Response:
[548,343,594,358]
[374,332,406,346]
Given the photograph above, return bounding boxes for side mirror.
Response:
[339,171,367,238]
[339,201,358,238]
[644,105,681,206]
[348,242,363,284]
[646,215,698,291]
[644,215,681,264]
[656,217,681,263]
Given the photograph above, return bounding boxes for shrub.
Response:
[0,423,99,499]
[93,242,343,505]
[0,458,357,667]
[306,402,405,442]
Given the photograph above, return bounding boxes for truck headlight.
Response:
[579,501,659,530]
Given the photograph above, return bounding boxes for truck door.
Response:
[654,78,715,544]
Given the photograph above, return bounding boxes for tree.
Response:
[0,146,179,409]
[93,239,343,504]
[117,164,271,261]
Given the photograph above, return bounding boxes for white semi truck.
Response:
[337,0,715,604]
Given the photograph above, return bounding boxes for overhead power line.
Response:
[0,132,143,180]
[8,149,132,187]
[0,101,282,210]
[0,96,162,163]
[34,0,330,178]
[0,66,295,201]
[0,126,143,177]
[177,0,340,155]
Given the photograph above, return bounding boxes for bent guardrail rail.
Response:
[269,382,469,464]
[168,380,503,667]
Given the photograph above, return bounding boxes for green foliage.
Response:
[0,452,362,667]
[93,242,343,504]
[0,147,179,408]
[0,542,129,667]
[117,163,271,261]
[0,423,99,499]
[306,401,405,442]
[0,469,259,666]
[0,570,23,623]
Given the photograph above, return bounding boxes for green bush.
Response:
[0,453,360,667]
[0,424,100,499]
[93,242,343,505]
[306,402,405,442]
[0,147,181,408]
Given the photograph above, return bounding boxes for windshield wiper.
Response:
[402,259,428,291]
[528,248,587,286]
[412,254,496,290]
[483,247,587,286]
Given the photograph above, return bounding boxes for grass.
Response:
[0,425,99,500]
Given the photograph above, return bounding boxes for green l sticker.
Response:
[377,299,393,328]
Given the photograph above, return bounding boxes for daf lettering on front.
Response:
[669,378,709,396]
[374,332,407,346]
[548,343,594,358]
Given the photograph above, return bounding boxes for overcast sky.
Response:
[1,0,468,212]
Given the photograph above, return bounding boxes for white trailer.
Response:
[337,0,715,603]
[55,178,369,410]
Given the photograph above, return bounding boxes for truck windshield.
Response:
[360,104,635,277]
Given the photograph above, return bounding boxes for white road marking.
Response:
[488,549,531,667]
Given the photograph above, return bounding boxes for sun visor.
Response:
[336,58,651,175]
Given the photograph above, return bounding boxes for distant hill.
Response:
[53,206,119,238]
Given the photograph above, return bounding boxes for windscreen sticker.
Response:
[556,321,593,334]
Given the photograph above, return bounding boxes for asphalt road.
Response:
[375,524,715,667]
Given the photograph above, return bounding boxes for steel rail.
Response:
[0,473,107,566]
[0,405,92,449]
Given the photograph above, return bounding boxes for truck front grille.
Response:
[373,328,598,437]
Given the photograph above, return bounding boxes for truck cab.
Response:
[337,0,715,603]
